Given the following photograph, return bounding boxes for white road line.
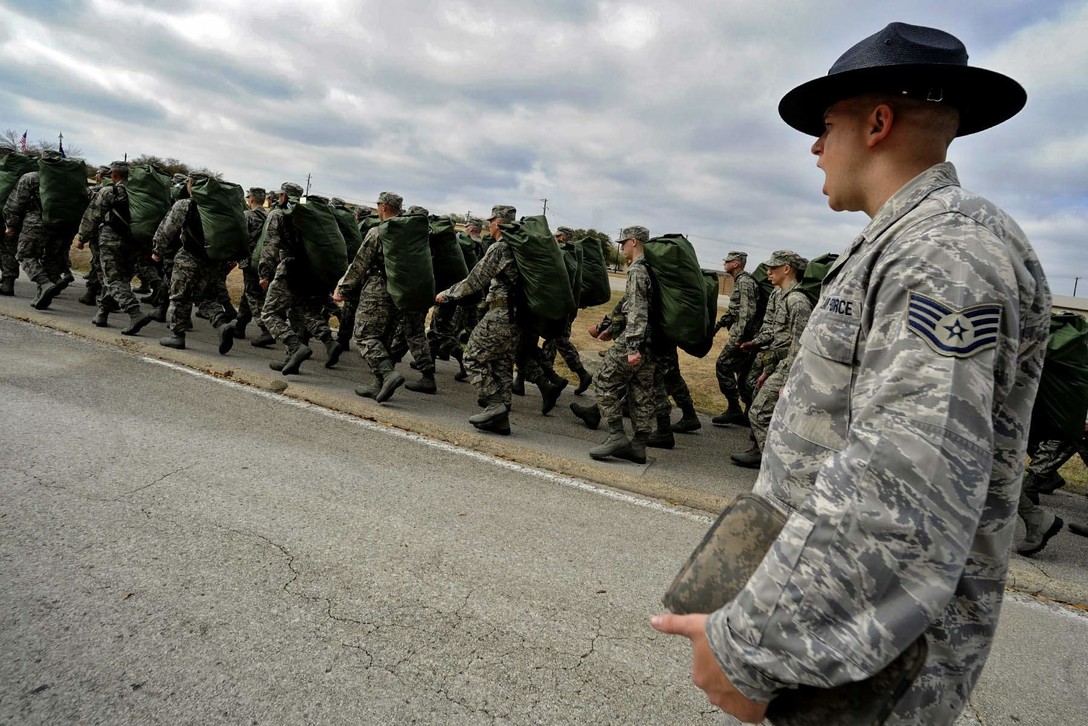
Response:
[141,356,714,525]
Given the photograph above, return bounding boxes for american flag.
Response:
[19,130,28,153]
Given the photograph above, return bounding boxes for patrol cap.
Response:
[305,194,328,205]
[406,205,429,216]
[763,250,806,269]
[171,173,187,184]
[723,251,747,263]
[109,160,129,177]
[465,216,483,229]
[618,226,649,244]
[556,226,574,238]
[280,182,303,198]
[96,165,111,176]
[188,171,210,182]
[246,187,267,201]
[329,197,346,207]
[376,191,403,210]
[40,149,62,161]
[488,205,516,223]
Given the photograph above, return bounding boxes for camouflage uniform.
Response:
[236,204,269,332]
[4,171,62,285]
[439,238,521,406]
[340,224,400,378]
[715,268,760,406]
[1017,428,1088,549]
[706,162,1051,724]
[259,205,333,345]
[153,199,230,333]
[78,182,143,315]
[747,278,812,450]
[595,255,655,436]
[652,343,696,418]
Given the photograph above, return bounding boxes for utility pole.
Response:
[540,198,548,216]
[1075,277,1081,296]
[57,131,63,155]
[305,173,312,195]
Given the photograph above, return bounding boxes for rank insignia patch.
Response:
[907,291,1001,358]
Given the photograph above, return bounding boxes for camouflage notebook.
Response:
[663,493,927,726]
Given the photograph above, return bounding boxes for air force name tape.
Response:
[907,291,1001,358]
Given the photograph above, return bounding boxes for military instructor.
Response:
[653,23,1050,724]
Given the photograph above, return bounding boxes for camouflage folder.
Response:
[663,493,927,726]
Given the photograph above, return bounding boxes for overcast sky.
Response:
[3,0,1085,294]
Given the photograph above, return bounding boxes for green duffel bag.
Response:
[38,157,88,229]
[1031,312,1088,443]
[249,212,275,269]
[643,233,709,349]
[381,213,434,311]
[329,206,363,261]
[127,165,172,248]
[457,231,479,271]
[674,272,722,358]
[429,215,469,291]
[560,241,583,310]
[801,252,838,304]
[503,215,575,322]
[0,153,38,209]
[288,200,347,291]
[577,235,611,308]
[186,177,248,261]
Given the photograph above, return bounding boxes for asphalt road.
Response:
[2,315,1087,725]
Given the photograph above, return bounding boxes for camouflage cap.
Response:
[246,187,267,201]
[723,251,747,263]
[305,194,328,205]
[40,149,62,161]
[464,216,483,229]
[96,165,111,176]
[357,205,376,215]
[0,142,15,154]
[376,191,403,210]
[556,226,575,238]
[189,171,210,182]
[764,250,806,269]
[109,160,129,175]
[406,205,429,216]
[171,173,187,184]
[618,226,650,244]
[280,182,304,198]
[488,205,516,223]
[329,196,346,207]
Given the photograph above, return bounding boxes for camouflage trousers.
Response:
[716,341,756,405]
[336,288,360,342]
[16,219,71,284]
[515,334,553,388]
[596,343,656,436]
[135,258,163,289]
[98,241,143,314]
[84,239,103,294]
[464,307,521,405]
[261,262,332,344]
[353,290,400,377]
[1,222,18,282]
[452,300,481,343]
[235,264,267,329]
[749,363,789,450]
[653,344,695,417]
[542,314,584,373]
[426,303,460,359]
[1018,433,1088,530]
[168,249,229,334]
[389,309,434,372]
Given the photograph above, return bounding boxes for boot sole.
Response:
[281,346,313,375]
[375,373,405,403]
[121,315,154,336]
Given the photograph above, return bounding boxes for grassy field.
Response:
[70,249,1088,491]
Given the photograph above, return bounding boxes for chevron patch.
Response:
[907,291,1001,358]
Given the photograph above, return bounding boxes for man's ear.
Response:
[867,103,895,146]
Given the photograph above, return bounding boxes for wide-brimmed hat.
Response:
[778,22,1026,137]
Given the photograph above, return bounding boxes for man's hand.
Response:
[331,291,343,303]
[737,341,756,351]
[73,234,85,251]
[151,253,161,263]
[599,329,612,342]
[259,278,269,291]
[651,613,768,723]
[4,227,15,237]
[435,293,448,304]
[756,371,769,389]
[627,351,641,367]
[589,324,600,338]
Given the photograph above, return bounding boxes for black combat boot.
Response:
[355,374,381,399]
[538,379,564,415]
[30,281,62,310]
[0,277,14,296]
[712,396,748,426]
[216,324,235,355]
[512,371,525,396]
[647,415,675,449]
[671,402,702,433]
[232,317,248,340]
[570,401,601,430]
[730,444,763,468]
[470,399,511,435]
[280,335,312,375]
[323,337,344,369]
[250,328,276,348]
[92,307,110,327]
[573,366,593,396]
[452,346,468,382]
[78,285,100,306]
[56,270,74,291]
[159,331,186,349]
[131,280,152,295]
[121,309,154,336]
[405,368,437,393]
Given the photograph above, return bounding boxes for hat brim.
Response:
[779,64,1026,137]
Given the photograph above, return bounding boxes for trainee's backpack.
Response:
[503,215,576,324]
[577,235,612,308]
[329,206,364,262]
[560,241,584,310]
[186,177,248,261]
[0,153,38,209]
[800,253,838,305]
[288,200,348,291]
[429,215,469,292]
[456,231,479,271]
[1031,312,1088,443]
[380,213,435,311]
[127,165,173,248]
[38,157,88,229]
[642,234,709,351]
